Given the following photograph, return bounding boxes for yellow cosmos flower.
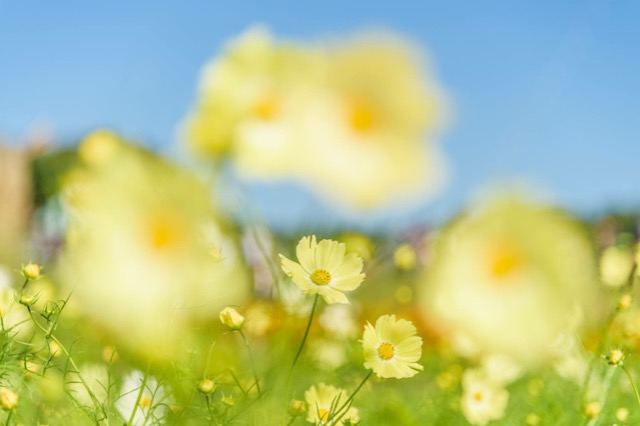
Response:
[421,195,598,365]
[280,236,365,304]
[304,383,359,425]
[59,132,250,358]
[362,314,423,379]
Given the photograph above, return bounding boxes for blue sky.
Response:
[1,1,639,231]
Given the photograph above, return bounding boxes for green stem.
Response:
[4,409,12,426]
[26,307,105,418]
[328,370,373,426]
[127,366,150,426]
[290,294,319,371]
[239,330,261,396]
[621,365,640,408]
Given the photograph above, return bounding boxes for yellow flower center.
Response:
[349,99,376,133]
[489,242,522,278]
[311,269,332,286]
[378,342,395,360]
[147,212,184,250]
[139,395,152,409]
[317,408,329,422]
[253,95,279,121]
[473,391,484,402]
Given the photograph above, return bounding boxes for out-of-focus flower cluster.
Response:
[0,26,638,426]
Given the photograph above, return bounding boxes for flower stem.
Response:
[128,365,150,426]
[621,364,640,408]
[328,370,373,426]
[239,330,262,396]
[4,410,12,426]
[290,294,319,371]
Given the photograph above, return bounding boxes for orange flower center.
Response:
[489,242,522,278]
[349,99,376,132]
[318,407,329,422]
[253,95,279,121]
[378,342,395,360]
[311,269,332,286]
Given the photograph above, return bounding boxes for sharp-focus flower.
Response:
[461,369,509,426]
[421,195,598,365]
[304,383,359,425]
[280,236,365,304]
[59,132,249,358]
[362,314,423,379]
[116,371,171,426]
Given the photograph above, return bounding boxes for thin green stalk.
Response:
[127,365,150,426]
[327,370,373,426]
[4,410,12,426]
[239,330,261,396]
[290,294,319,372]
[621,365,640,408]
[25,307,106,419]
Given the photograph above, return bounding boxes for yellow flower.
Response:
[0,388,18,411]
[298,35,448,208]
[599,246,633,287]
[304,383,359,425]
[362,314,423,379]
[21,262,42,280]
[219,307,245,330]
[280,236,365,304]
[59,135,250,358]
[421,195,598,365]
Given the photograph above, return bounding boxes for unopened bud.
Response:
[606,349,624,366]
[198,378,216,395]
[617,294,632,311]
[21,263,41,280]
[585,401,600,419]
[288,399,307,417]
[0,388,18,411]
[222,395,234,407]
[219,307,245,331]
[18,293,36,307]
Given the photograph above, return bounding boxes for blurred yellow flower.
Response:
[219,307,245,331]
[185,27,309,177]
[599,246,633,287]
[280,235,365,304]
[304,383,359,425]
[185,28,448,209]
[362,314,423,379]
[298,35,447,208]
[59,133,250,358]
[421,195,597,365]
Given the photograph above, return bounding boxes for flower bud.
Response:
[219,307,245,331]
[585,401,600,419]
[21,263,41,280]
[617,294,632,311]
[222,395,234,407]
[606,349,624,366]
[0,388,18,411]
[288,399,307,417]
[198,378,216,395]
[18,293,36,307]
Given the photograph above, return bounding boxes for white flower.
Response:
[461,369,509,426]
[116,371,171,426]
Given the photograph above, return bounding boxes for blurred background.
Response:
[1,0,639,231]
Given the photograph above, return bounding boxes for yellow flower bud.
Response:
[222,395,234,407]
[585,401,600,419]
[219,307,245,331]
[18,293,36,307]
[606,349,624,365]
[288,399,307,417]
[21,262,41,280]
[394,244,417,271]
[198,378,216,394]
[617,294,632,311]
[0,388,18,411]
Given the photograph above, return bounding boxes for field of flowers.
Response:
[0,28,639,426]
